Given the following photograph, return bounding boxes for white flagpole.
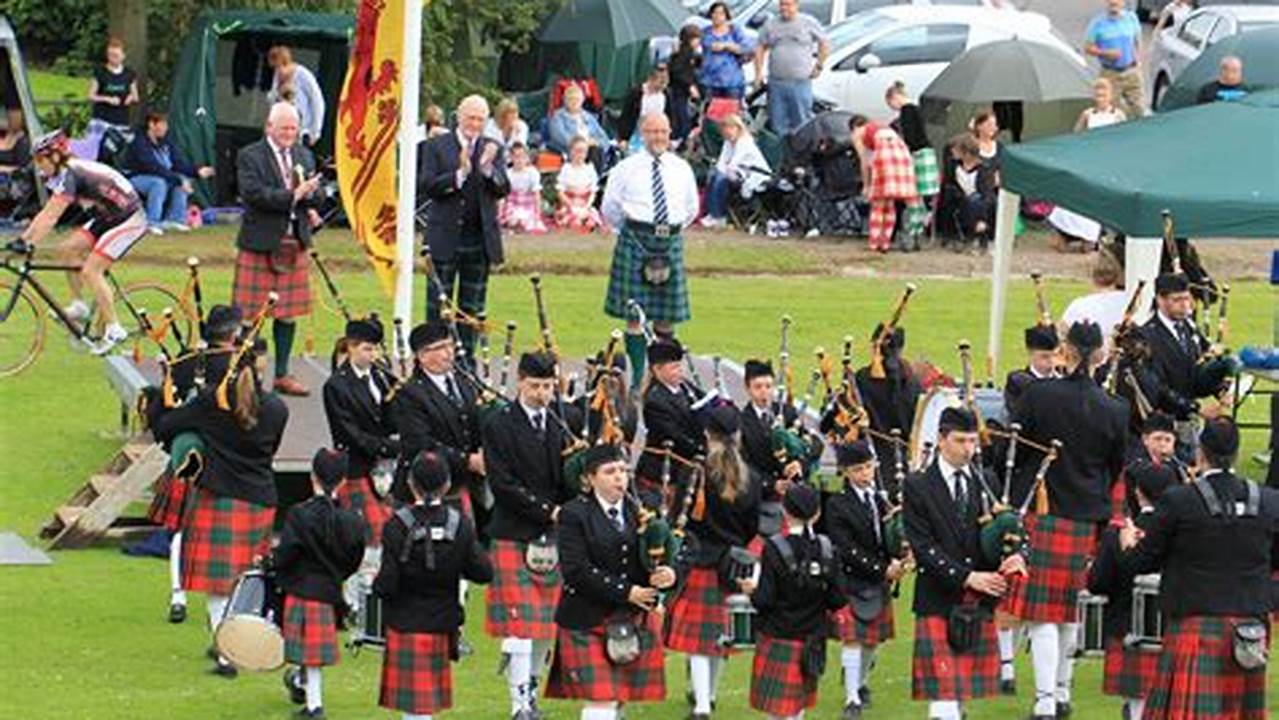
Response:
[393,0,423,358]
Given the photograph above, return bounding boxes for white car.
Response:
[1146,5,1279,108]
[682,0,998,37]
[809,7,1080,120]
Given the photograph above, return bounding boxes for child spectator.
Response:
[554,137,602,233]
[498,143,547,235]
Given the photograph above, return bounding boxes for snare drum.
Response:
[350,586,386,649]
[1127,573,1163,652]
[909,387,1008,470]
[724,593,756,648]
[1074,590,1107,656]
[214,569,285,671]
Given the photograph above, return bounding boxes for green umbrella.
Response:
[540,0,686,48]
[1158,26,1279,112]
[920,39,1092,104]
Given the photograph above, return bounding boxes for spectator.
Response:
[618,64,675,149]
[1049,79,1126,250]
[1073,77,1127,133]
[1197,56,1250,105]
[497,143,547,235]
[754,0,829,135]
[971,109,1002,171]
[87,37,140,132]
[125,111,215,234]
[701,113,770,229]
[1061,247,1128,348]
[267,46,326,147]
[0,107,31,174]
[700,2,753,102]
[484,98,529,152]
[885,81,938,240]
[851,115,920,254]
[667,26,704,142]
[942,134,997,248]
[423,104,450,139]
[1085,0,1145,119]
[547,84,610,161]
[554,136,603,233]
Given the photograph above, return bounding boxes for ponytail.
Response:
[706,432,748,503]
[231,367,261,432]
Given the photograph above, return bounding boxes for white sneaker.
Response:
[63,300,91,322]
[91,323,129,356]
[162,221,191,233]
[148,224,165,236]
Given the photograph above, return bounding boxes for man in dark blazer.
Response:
[635,339,707,501]
[233,102,322,396]
[417,95,509,363]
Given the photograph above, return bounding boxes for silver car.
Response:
[1146,4,1279,107]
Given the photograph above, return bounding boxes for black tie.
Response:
[862,491,881,543]
[1177,321,1196,356]
[444,375,460,405]
[533,411,545,435]
[761,408,773,427]
[607,506,624,532]
[953,470,969,518]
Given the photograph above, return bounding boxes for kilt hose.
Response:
[380,629,454,714]
[665,566,733,656]
[911,613,1000,701]
[427,246,488,357]
[1005,514,1098,623]
[751,632,818,716]
[604,223,690,324]
[485,538,560,640]
[335,476,387,545]
[283,595,339,667]
[1144,615,1267,720]
[831,597,896,646]
[1103,637,1158,700]
[545,612,666,703]
[147,468,188,532]
[180,487,274,595]
[231,241,310,319]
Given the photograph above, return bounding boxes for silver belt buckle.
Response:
[654,223,672,238]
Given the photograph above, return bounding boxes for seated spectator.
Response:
[618,64,675,150]
[498,143,547,235]
[547,84,610,158]
[1197,55,1249,105]
[942,134,997,246]
[0,107,33,220]
[667,25,703,142]
[700,113,770,229]
[554,137,603,233]
[485,98,529,153]
[423,104,450,139]
[125,111,215,233]
[88,37,140,133]
[267,45,326,146]
[971,109,1003,174]
[1074,77,1127,132]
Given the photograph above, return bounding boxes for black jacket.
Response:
[273,495,366,606]
[855,364,921,495]
[889,103,929,153]
[636,381,706,487]
[668,49,702,98]
[1014,373,1128,523]
[1122,470,1279,620]
[1003,367,1052,419]
[1140,316,1212,421]
[390,368,483,503]
[751,530,846,640]
[154,387,289,506]
[417,132,509,264]
[617,85,678,142]
[234,138,317,252]
[374,501,492,633]
[556,494,665,630]
[144,350,233,450]
[482,401,571,541]
[322,360,398,482]
[687,468,761,568]
[124,131,199,184]
[740,401,797,503]
[826,484,891,592]
[904,461,997,617]
[1087,510,1157,640]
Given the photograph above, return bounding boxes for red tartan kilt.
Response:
[665,566,733,656]
[1103,637,1158,699]
[147,469,187,532]
[283,595,339,666]
[232,245,310,319]
[1144,615,1268,720]
[545,614,666,702]
[831,597,895,646]
[180,487,275,595]
[1004,514,1098,623]
[484,539,560,640]
[335,476,388,545]
[750,632,818,716]
[380,629,453,714]
[911,613,1000,701]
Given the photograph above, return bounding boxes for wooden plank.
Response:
[55,506,86,528]
[88,474,118,496]
[48,443,168,550]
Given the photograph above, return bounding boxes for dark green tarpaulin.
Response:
[1002,89,1279,238]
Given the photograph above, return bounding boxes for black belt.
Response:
[1104,64,1136,73]
[625,220,683,238]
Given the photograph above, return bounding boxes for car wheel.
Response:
[1152,73,1169,111]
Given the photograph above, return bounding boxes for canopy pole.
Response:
[393,0,424,355]
[1125,237,1162,325]
[988,188,1020,375]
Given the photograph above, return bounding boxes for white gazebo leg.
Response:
[1125,237,1163,325]
[987,189,1021,378]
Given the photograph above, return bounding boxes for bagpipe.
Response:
[311,248,406,383]
[816,335,872,444]
[631,441,703,608]
[975,425,1061,567]
[764,318,823,483]
[563,331,631,495]
[868,282,916,380]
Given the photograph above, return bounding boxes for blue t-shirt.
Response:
[1086,11,1141,70]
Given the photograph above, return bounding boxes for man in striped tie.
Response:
[601,112,700,390]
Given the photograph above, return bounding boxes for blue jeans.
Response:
[130,175,188,224]
[704,172,737,219]
[768,78,813,135]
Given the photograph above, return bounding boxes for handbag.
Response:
[947,603,987,653]
[642,253,672,285]
[605,620,643,666]
[850,584,886,623]
[1233,619,1268,671]
[524,532,559,575]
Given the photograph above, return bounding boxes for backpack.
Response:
[394,505,461,570]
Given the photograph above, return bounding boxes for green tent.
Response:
[167,11,353,205]
[1001,89,1279,238]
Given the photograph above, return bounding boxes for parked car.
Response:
[684,0,997,35]
[1136,0,1279,24]
[1146,4,1279,107]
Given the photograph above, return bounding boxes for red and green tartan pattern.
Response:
[282,595,339,667]
[544,613,666,702]
[750,632,818,716]
[1144,615,1268,720]
[231,245,311,320]
[664,566,733,656]
[379,629,453,714]
[335,476,387,545]
[1103,637,1159,699]
[1004,514,1097,623]
[147,469,187,532]
[484,539,560,640]
[830,596,896,646]
[911,614,1000,701]
[179,487,274,595]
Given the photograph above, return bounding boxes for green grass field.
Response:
[28,70,86,104]
[0,228,1274,719]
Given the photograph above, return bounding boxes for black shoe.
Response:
[511,711,534,720]
[1001,678,1017,695]
[211,659,238,679]
[859,686,872,708]
[168,603,187,624]
[296,708,325,719]
[284,668,305,705]
[205,646,218,661]
[1030,716,1054,720]
[843,701,863,719]
[691,714,711,720]
[1057,702,1072,718]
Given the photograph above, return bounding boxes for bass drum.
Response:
[214,569,285,671]
[908,387,1008,471]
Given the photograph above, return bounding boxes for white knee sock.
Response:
[169,532,186,605]
[1125,697,1145,720]
[708,655,726,702]
[304,666,323,711]
[1028,622,1059,716]
[998,626,1016,680]
[207,594,229,632]
[459,578,469,606]
[928,700,961,720]
[841,645,862,705]
[402,714,433,720]
[861,646,876,687]
[1056,622,1078,704]
[581,703,617,719]
[531,638,552,680]
[502,637,533,713]
[690,655,713,713]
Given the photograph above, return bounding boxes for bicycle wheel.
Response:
[0,281,47,378]
[113,283,195,350]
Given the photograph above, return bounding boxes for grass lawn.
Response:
[28,69,86,104]
[0,227,1274,719]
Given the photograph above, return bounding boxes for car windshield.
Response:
[696,0,757,15]
[828,11,897,48]
[1239,20,1279,33]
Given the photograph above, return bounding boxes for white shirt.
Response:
[596,494,626,529]
[556,162,599,194]
[936,455,969,504]
[1062,289,1128,341]
[601,150,700,229]
[268,64,325,141]
[352,363,382,404]
[639,89,667,122]
[425,369,459,400]
[483,117,530,150]
[520,400,547,432]
[508,165,542,194]
[715,133,771,197]
[955,164,979,197]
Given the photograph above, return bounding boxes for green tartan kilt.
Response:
[604,225,690,324]
[913,148,940,196]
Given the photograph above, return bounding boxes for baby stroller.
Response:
[782,111,864,238]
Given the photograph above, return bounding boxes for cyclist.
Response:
[11,130,148,354]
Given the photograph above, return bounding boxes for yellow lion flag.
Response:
[336,0,406,296]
